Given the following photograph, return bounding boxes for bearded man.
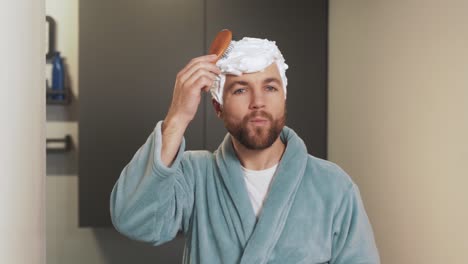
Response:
[110,37,380,264]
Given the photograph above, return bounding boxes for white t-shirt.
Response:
[241,164,278,217]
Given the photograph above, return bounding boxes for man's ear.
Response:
[211,98,223,118]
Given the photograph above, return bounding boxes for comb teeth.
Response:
[219,43,234,60]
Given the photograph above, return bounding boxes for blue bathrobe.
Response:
[110,121,380,263]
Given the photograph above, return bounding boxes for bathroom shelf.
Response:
[46,134,72,152]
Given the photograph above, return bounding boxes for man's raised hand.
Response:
[161,54,220,166]
[165,54,221,126]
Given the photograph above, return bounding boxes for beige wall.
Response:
[1,1,46,263]
[329,1,468,263]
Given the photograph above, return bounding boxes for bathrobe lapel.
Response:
[215,134,257,245]
[216,126,309,264]
[239,127,308,264]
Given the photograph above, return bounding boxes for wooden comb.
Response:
[208,29,233,62]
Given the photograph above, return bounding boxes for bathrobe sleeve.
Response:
[110,120,195,246]
[330,184,380,264]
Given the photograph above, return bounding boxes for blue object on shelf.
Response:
[52,52,65,100]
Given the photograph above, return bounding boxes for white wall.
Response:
[329,1,468,263]
[0,1,46,263]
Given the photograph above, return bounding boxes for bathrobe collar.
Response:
[215,125,309,264]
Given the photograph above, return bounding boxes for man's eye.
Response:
[233,88,246,95]
[266,86,278,91]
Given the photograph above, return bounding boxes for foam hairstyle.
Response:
[210,37,288,105]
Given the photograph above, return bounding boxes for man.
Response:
[110,37,380,263]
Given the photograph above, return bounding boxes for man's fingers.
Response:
[181,63,220,84]
[178,54,218,79]
[187,68,218,84]
[184,69,218,91]
[185,74,216,94]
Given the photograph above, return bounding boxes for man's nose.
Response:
[249,89,266,109]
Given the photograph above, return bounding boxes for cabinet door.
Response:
[79,0,205,227]
[204,0,328,159]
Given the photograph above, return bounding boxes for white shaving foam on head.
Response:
[210,37,289,105]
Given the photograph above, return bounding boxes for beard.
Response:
[224,108,286,150]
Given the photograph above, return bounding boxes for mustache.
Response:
[243,111,273,122]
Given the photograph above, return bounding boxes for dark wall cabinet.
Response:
[79,0,328,227]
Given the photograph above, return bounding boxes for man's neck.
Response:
[231,136,286,171]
